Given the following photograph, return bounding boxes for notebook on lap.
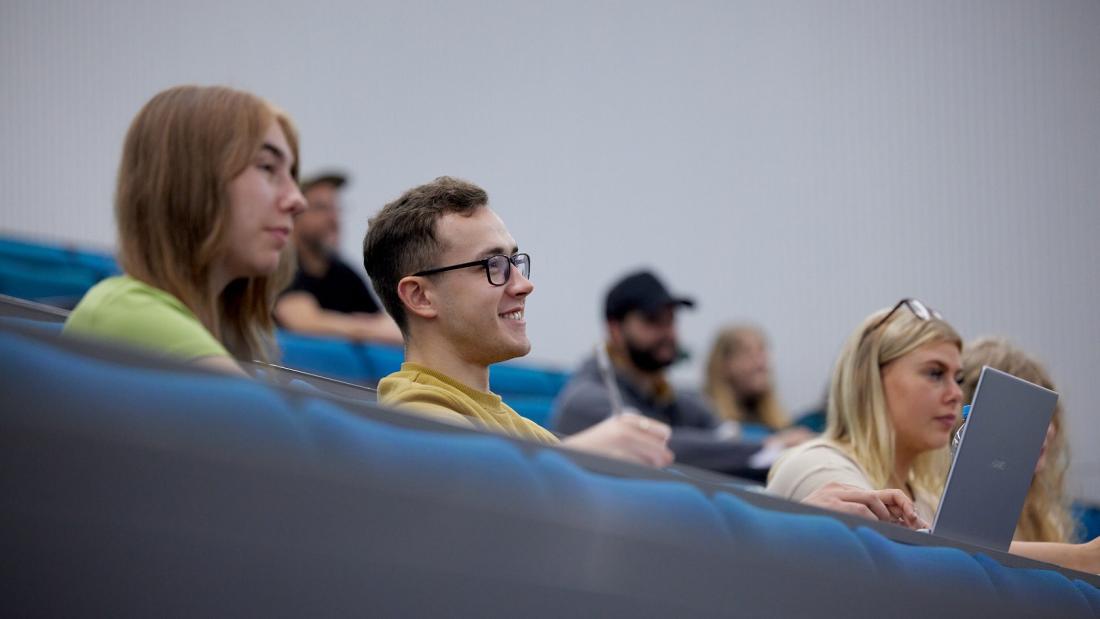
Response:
[931,366,1058,552]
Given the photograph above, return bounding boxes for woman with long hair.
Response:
[704,324,814,447]
[960,337,1077,543]
[65,85,306,374]
[767,299,1098,572]
[704,324,790,429]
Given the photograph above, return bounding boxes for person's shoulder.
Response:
[78,274,169,304]
[377,368,476,427]
[67,276,183,327]
[673,388,718,418]
[64,275,228,360]
[378,367,468,411]
[326,256,357,275]
[323,257,379,312]
[775,437,855,469]
[377,367,433,399]
[379,364,458,392]
[767,438,871,500]
[280,266,312,295]
[558,356,603,393]
[326,257,369,285]
[554,368,610,414]
[549,358,614,432]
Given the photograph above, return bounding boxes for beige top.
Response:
[766,438,938,524]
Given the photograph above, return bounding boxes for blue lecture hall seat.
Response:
[2,231,1098,567]
[0,235,119,307]
[2,322,1098,617]
[276,328,568,424]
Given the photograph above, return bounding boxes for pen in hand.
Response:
[594,343,624,417]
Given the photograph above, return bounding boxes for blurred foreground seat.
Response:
[2,322,1099,617]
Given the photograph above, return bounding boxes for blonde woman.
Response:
[65,85,306,374]
[961,337,1077,543]
[767,299,1099,572]
[704,324,814,448]
[704,324,790,428]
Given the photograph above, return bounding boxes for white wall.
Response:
[3,0,1098,501]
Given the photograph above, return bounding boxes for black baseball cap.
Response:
[604,270,696,321]
[300,170,349,193]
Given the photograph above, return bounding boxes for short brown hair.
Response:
[363,177,488,332]
[116,85,299,362]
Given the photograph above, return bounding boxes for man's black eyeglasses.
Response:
[867,298,943,335]
[414,253,531,286]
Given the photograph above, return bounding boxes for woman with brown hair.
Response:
[960,337,1077,543]
[65,85,306,374]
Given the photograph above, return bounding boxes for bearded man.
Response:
[550,270,768,479]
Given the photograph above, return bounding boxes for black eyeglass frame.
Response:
[412,253,531,287]
[867,298,943,335]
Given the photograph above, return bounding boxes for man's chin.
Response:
[479,340,530,366]
[512,339,532,359]
[508,337,533,361]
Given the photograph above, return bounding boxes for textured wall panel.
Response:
[2,0,1097,500]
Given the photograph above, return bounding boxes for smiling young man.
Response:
[362,177,675,467]
[361,177,929,524]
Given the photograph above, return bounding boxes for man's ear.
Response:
[606,319,624,347]
[397,275,439,320]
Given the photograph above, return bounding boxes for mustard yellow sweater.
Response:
[378,362,559,445]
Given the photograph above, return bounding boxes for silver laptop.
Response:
[931,366,1058,552]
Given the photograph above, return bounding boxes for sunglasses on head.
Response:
[865,298,943,339]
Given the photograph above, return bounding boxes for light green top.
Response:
[64,275,230,361]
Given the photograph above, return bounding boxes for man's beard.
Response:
[624,337,677,372]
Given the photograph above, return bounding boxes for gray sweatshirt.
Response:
[549,355,766,481]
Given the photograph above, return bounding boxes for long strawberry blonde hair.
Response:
[961,337,1076,543]
[116,85,298,362]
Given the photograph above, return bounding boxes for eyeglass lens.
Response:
[908,299,931,320]
[906,299,943,321]
[487,254,530,285]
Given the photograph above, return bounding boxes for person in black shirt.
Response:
[275,172,402,344]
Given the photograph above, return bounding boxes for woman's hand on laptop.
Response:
[562,410,675,468]
[801,482,930,529]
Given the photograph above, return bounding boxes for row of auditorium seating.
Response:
[3,233,1098,540]
[0,233,568,425]
[3,320,1099,616]
[0,303,568,427]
